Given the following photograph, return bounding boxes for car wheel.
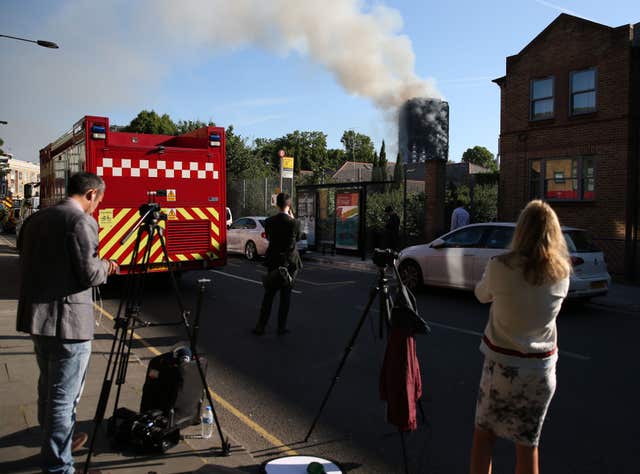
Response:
[399,260,423,292]
[245,241,257,260]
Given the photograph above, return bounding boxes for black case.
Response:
[140,351,207,429]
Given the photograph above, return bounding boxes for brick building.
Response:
[494,14,640,278]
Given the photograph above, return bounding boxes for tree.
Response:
[461,146,497,172]
[124,110,177,135]
[326,148,346,171]
[393,153,403,190]
[176,119,215,134]
[340,130,375,163]
[225,125,267,179]
[378,140,388,182]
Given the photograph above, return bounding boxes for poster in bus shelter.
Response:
[297,191,316,246]
[335,192,359,250]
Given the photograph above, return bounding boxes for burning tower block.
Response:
[398,98,450,240]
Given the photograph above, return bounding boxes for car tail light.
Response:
[570,256,584,266]
[261,232,267,239]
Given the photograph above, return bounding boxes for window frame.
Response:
[530,76,555,121]
[529,156,596,202]
[570,67,597,116]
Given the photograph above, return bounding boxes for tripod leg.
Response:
[399,430,410,474]
[157,230,231,454]
[84,224,152,473]
[304,283,381,442]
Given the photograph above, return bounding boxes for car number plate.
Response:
[590,280,607,289]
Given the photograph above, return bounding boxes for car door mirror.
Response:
[431,238,446,249]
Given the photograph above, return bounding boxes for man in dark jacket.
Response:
[253,193,302,335]
[17,172,118,473]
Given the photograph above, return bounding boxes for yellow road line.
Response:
[93,303,297,456]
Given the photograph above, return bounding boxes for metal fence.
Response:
[227,176,286,220]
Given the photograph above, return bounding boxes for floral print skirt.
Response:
[474,358,556,446]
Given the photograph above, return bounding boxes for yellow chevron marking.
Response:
[118,234,149,264]
[177,208,194,220]
[206,207,220,220]
[175,254,189,261]
[100,211,141,258]
[190,254,204,260]
[211,222,219,236]
[211,238,220,251]
[191,207,209,221]
[99,208,130,240]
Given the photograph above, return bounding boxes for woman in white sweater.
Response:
[470,200,571,474]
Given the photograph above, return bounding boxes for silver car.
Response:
[227,216,307,260]
[397,223,611,299]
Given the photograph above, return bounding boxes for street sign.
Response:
[281,156,294,179]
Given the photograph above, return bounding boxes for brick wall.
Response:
[496,14,636,275]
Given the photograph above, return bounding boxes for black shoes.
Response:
[277,328,291,336]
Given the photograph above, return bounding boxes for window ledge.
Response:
[569,110,597,119]
[529,117,555,123]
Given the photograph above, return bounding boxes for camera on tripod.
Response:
[372,248,398,268]
[139,202,166,223]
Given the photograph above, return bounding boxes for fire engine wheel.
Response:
[398,259,423,292]
[245,241,258,260]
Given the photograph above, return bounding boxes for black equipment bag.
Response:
[140,351,207,429]
[109,407,180,453]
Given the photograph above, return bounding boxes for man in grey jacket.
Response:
[17,172,118,474]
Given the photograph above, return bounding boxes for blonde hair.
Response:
[498,200,571,285]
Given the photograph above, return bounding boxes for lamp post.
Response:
[1,34,59,49]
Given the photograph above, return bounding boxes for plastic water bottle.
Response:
[201,406,214,439]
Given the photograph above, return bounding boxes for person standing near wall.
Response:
[451,199,470,230]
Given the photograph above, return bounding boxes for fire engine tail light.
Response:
[209,134,221,147]
[91,125,106,139]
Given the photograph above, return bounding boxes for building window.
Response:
[530,77,554,120]
[570,68,596,115]
[530,157,595,201]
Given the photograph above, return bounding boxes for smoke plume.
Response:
[155,0,440,112]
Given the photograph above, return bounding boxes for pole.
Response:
[403,163,408,247]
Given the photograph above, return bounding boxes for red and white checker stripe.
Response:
[96,157,218,180]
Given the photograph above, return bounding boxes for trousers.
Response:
[256,284,292,331]
[32,335,91,474]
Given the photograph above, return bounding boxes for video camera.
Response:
[372,248,398,269]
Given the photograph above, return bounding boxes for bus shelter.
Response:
[296,181,395,261]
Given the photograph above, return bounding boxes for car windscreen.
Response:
[259,220,266,228]
[564,230,601,253]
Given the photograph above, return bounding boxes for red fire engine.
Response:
[39,115,227,273]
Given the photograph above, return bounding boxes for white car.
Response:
[397,223,611,299]
[227,216,307,260]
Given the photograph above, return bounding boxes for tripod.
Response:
[304,262,393,443]
[83,202,231,473]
